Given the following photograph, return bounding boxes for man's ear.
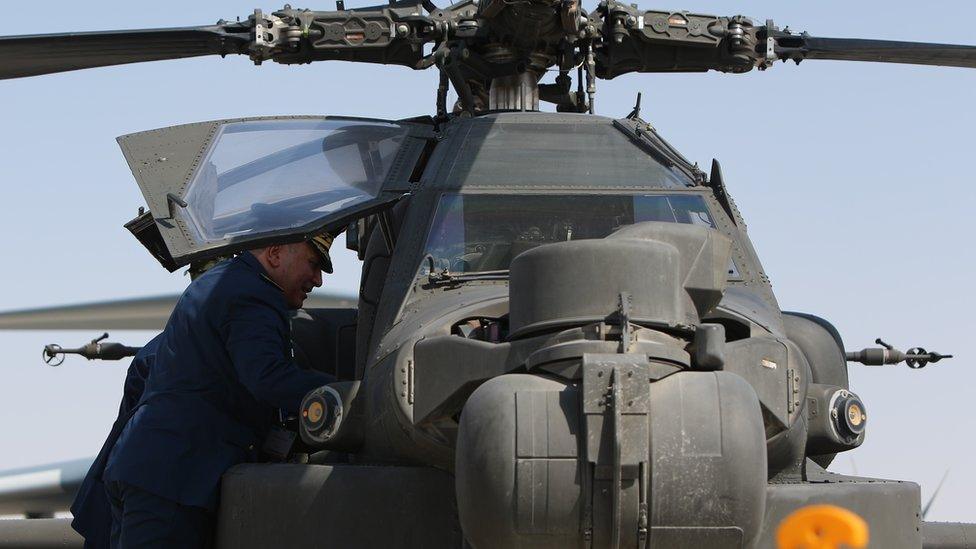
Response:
[265,244,283,269]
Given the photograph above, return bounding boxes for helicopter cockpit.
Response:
[116,112,776,384]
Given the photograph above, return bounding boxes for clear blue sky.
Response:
[1,0,973,522]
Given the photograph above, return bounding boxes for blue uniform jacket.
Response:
[102,253,332,511]
[70,336,158,548]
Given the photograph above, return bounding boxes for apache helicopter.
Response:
[0,1,973,548]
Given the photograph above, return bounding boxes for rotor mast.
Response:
[489,73,540,111]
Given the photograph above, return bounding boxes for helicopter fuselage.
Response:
[264,112,924,548]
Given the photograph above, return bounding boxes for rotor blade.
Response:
[922,469,951,520]
[775,35,976,69]
[0,457,91,515]
[0,292,358,330]
[0,25,251,80]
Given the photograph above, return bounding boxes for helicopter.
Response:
[0,0,972,544]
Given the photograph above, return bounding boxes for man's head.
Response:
[250,241,329,309]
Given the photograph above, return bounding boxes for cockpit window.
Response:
[421,193,716,274]
[182,119,409,244]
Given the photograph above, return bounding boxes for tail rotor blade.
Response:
[0,25,251,80]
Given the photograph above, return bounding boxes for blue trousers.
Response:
[105,480,213,549]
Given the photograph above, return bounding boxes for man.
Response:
[89,235,335,548]
[70,256,232,547]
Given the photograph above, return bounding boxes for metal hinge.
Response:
[787,367,800,414]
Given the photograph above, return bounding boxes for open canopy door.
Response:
[118,116,431,270]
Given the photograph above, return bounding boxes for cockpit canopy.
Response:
[183,119,408,245]
[119,116,429,270]
[422,193,717,274]
[119,113,704,271]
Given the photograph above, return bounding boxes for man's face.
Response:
[266,242,324,309]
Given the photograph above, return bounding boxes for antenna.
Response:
[627,92,642,119]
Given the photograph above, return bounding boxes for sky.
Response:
[1,0,974,523]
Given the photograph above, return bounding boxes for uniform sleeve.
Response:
[118,334,159,414]
[221,291,332,414]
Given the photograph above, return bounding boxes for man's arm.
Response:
[118,335,159,413]
[222,292,333,413]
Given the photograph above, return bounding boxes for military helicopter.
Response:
[1,0,976,546]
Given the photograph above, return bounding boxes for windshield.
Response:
[182,118,408,244]
[422,193,717,274]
